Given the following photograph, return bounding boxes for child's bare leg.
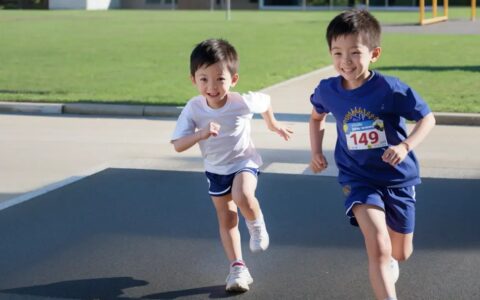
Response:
[232,171,269,252]
[211,195,243,262]
[231,171,261,221]
[388,228,413,261]
[353,204,396,300]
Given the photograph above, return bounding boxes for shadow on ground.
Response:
[0,279,236,300]
[0,277,147,300]
[253,112,336,123]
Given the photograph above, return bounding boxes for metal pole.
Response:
[211,0,214,11]
[226,0,231,21]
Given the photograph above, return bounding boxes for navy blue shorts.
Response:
[342,182,416,234]
[205,168,259,197]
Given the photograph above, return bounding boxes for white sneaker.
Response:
[246,219,269,252]
[390,258,399,283]
[225,264,253,292]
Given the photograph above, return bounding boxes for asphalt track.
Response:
[1,169,479,299]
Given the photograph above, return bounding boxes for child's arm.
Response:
[260,105,293,141]
[172,122,220,152]
[382,112,436,166]
[309,108,328,173]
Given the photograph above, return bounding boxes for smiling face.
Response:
[330,33,381,90]
[191,62,239,109]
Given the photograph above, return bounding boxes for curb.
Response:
[432,112,480,127]
[0,102,63,115]
[0,101,183,118]
[1,101,479,126]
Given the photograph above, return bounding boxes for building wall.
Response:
[178,0,258,9]
[88,0,120,10]
[49,0,86,9]
[232,0,259,9]
[49,0,120,10]
[177,0,211,9]
[121,0,174,9]
[120,0,258,9]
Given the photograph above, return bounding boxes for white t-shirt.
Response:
[171,92,271,175]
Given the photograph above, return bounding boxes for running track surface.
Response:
[0,169,479,299]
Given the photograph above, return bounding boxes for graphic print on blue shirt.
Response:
[343,107,388,151]
[310,72,431,188]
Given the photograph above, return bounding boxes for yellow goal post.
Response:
[419,0,477,25]
[472,0,477,21]
[419,0,449,25]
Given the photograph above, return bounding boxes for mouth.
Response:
[207,93,220,98]
[342,67,355,74]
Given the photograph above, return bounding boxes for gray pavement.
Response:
[1,66,480,299]
[0,170,479,299]
[382,19,480,35]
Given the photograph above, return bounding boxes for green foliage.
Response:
[0,0,47,9]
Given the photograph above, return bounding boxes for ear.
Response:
[190,75,196,85]
[370,47,382,63]
[231,73,239,87]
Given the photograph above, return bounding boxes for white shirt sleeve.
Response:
[171,102,196,141]
[242,92,271,114]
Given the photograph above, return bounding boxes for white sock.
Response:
[231,259,245,268]
[247,213,264,226]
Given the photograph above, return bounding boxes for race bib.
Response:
[345,119,388,150]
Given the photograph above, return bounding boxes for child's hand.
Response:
[270,123,293,141]
[382,143,408,167]
[199,122,221,140]
[310,153,328,173]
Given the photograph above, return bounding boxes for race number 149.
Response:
[350,131,379,146]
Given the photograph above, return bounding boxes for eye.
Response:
[199,78,207,82]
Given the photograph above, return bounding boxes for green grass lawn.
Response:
[0,8,478,112]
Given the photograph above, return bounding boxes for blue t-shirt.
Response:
[310,71,431,188]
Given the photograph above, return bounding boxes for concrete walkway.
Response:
[1,66,479,206]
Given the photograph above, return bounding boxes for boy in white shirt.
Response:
[171,38,292,292]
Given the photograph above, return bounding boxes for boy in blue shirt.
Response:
[309,9,435,300]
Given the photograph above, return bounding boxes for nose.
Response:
[207,81,217,92]
[342,55,352,64]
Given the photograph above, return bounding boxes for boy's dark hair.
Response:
[326,9,381,50]
[190,39,239,76]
